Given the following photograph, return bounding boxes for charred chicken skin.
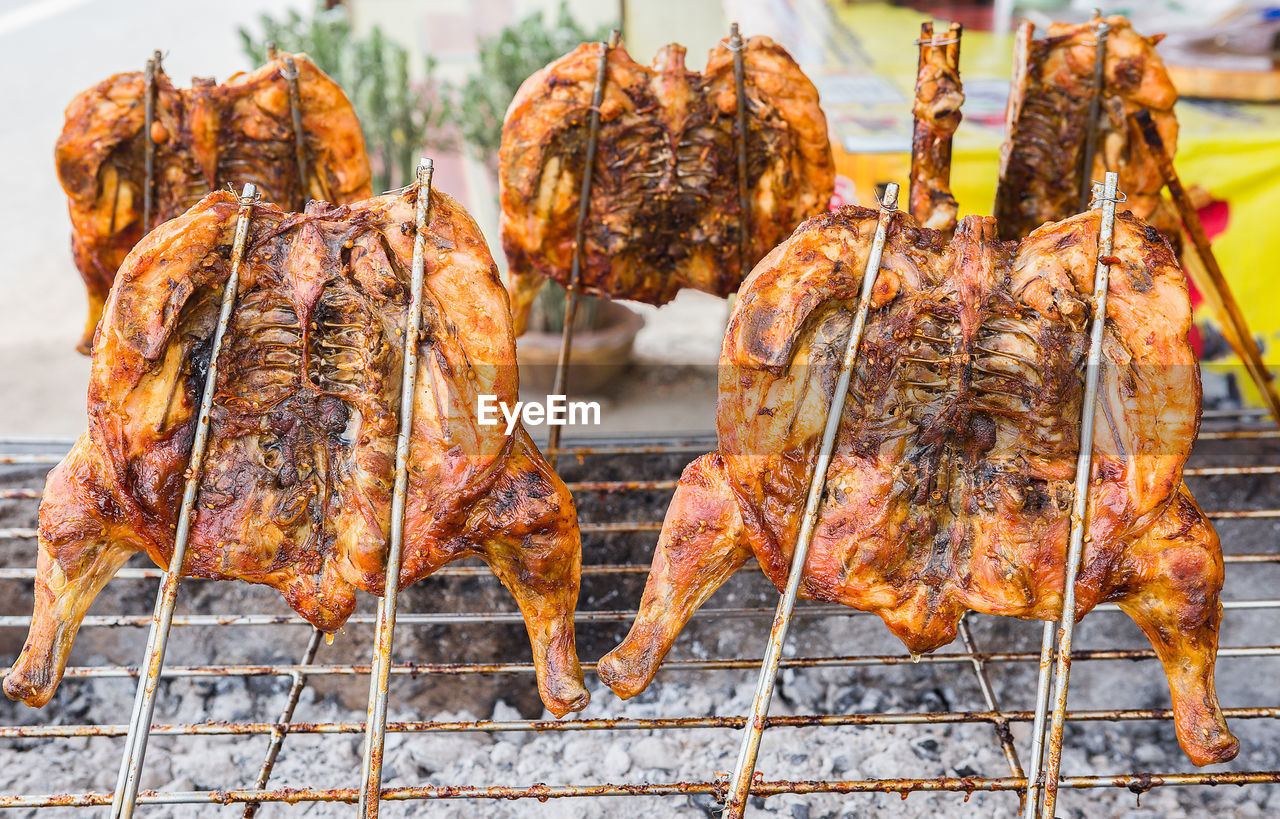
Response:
[995,16,1179,241]
[56,53,371,352]
[598,206,1238,766]
[500,37,834,333]
[5,188,588,718]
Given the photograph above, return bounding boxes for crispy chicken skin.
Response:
[910,22,964,234]
[598,207,1237,766]
[995,16,1179,241]
[500,36,833,333]
[5,188,588,718]
[56,53,371,352]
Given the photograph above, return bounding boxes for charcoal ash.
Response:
[0,432,1276,817]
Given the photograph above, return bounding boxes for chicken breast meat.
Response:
[995,16,1179,242]
[500,36,833,333]
[57,52,371,352]
[598,205,1238,766]
[5,187,589,718]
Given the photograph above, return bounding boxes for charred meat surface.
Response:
[500,37,834,333]
[57,53,372,352]
[5,188,588,718]
[598,206,1238,766]
[994,16,1178,241]
[910,21,964,234]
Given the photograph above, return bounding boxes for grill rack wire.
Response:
[0,408,1278,812]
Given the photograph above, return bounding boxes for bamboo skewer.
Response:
[110,183,259,818]
[722,184,900,818]
[1133,108,1280,425]
[1035,173,1121,818]
[545,29,621,468]
[1078,16,1109,211]
[357,159,434,817]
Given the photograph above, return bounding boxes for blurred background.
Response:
[3,0,1279,436]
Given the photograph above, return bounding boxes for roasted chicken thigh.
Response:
[56,52,371,351]
[6,188,588,717]
[995,16,1178,241]
[599,206,1237,766]
[500,36,833,333]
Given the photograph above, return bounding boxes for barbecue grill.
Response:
[0,407,1277,815]
[6,20,1278,817]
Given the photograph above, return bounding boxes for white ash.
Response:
[3,618,1276,819]
[2,437,1278,817]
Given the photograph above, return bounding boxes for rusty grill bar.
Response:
[1,408,1279,811]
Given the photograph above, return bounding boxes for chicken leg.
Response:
[1115,484,1238,765]
[4,440,134,707]
[465,430,590,717]
[597,454,750,698]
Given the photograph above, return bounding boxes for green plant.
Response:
[453,3,616,333]
[238,3,449,192]
[528,279,601,334]
[449,2,614,163]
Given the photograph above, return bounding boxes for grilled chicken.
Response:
[500,36,834,333]
[598,206,1238,766]
[4,188,588,718]
[995,16,1179,241]
[910,22,964,234]
[56,53,371,353]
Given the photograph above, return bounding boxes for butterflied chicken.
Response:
[910,22,964,234]
[57,52,371,352]
[500,36,834,333]
[5,187,588,717]
[994,16,1178,241]
[598,206,1238,766]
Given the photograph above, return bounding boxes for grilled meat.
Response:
[4,188,588,717]
[994,16,1178,241]
[910,22,964,234]
[56,53,371,353]
[500,37,833,333]
[598,206,1238,766]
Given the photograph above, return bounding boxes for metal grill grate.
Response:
[0,408,1277,813]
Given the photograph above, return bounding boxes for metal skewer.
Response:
[1133,109,1280,427]
[1024,620,1057,812]
[1078,16,1109,211]
[729,22,751,277]
[142,50,162,232]
[957,616,1024,780]
[545,29,619,468]
[110,183,259,817]
[357,157,434,817]
[242,627,323,818]
[1027,171,1121,818]
[722,184,900,818]
[280,55,309,210]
